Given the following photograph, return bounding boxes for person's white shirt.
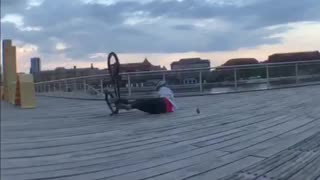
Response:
[158,86,177,111]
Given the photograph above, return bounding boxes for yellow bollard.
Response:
[2,39,17,104]
[0,86,3,101]
[15,74,36,108]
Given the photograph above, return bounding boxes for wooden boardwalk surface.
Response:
[1,85,320,180]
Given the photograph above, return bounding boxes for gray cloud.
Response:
[1,0,320,61]
[238,0,320,28]
[143,0,320,28]
[1,0,27,15]
[1,0,25,7]
[173,24,196,31]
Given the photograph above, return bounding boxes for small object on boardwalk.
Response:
[196,108,200,114]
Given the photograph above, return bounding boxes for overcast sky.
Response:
[1,0,320,72]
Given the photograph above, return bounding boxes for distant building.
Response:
[170,58,211,84]
[33,64,106,82]
[171,58,210,70]
[30,57,41,74]
[214,58,262,81]
[223,58,259,66]
[120,58,166,72]
[33,59,165,83]
[267,51,320,63]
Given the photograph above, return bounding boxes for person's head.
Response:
[156,80,167,90]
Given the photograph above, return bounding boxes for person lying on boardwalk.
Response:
[112,81,177,114]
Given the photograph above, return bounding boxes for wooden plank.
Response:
[252,124,320,158]
[243,150,301,178]
[219,118,316,153]
[289,132,320,151]
[5,150,228,180]
[2,144,197,175]
[261,151,320,179]
[184,156,262,180]
[223,144,320,180]
[287,155,320,180]
[101,151,245,180]
[2,141,173,169]
[193,115,310,151]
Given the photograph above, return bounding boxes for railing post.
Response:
[100,79,104,93]
[199,71,203,93]
[266,64,270,88]
[162,73,166,81]
[59,82,62,92]
[73,80,77,91]
[65,81,68,92]
[295,63,299,84]
[128,74,132,96]
[83,80,86,92]
[234,68,238,89]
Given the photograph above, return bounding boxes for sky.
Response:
[1,0,320,72]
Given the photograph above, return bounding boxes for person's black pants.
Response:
[118,98,167,114]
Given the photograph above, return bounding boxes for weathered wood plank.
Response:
[252,124,320,158]
[282,154,320,180]
[184,156,263,180]
[5,149,228,180]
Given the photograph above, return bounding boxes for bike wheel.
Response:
[108,52,120,81]
[106,52,121,115]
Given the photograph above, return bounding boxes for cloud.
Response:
[1,0,320,71]
[1,0,44,16]
[173,24,196,31]
[143,0,320,27]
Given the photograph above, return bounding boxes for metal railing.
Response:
[35,59,320,99]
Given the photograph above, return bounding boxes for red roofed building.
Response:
[120,58,166,72]
[171,58,210,70]
[170,58,211,84]
[267,51,320,63]
[33,64,105,82]
[223,58,259,66]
